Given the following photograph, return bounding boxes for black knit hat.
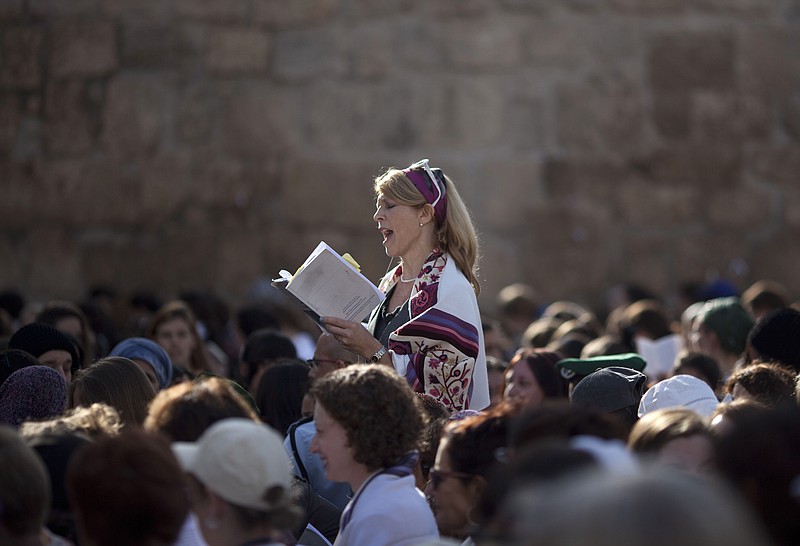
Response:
[8,322,81,371]
[748,308,800,374]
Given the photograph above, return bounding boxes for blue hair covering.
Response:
[109,337,173,389]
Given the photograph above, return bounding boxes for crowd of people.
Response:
[1,159,799,546]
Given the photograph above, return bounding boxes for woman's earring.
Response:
[419,222,424,227]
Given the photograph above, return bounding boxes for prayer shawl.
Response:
[378,250,489,412]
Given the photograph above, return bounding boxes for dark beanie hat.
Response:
[8,322,80,369]
[571,366,648,413]
[748,308,800,374]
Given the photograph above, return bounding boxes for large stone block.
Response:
[479,158,545,230]
[617,234,674,299]
[36,159,141,226]
[0,0,24,20]
[744,146,800,190]
[50,20,118,79]
[219,85,304,158]
[176,84,219,144]
[785,194,800,228]
[28,0,98,15]
[443,19,523,68]
[0,234,22,290]
[674,233,749,284]
[347,23,392,79]
[271,29,345,82]
[206,27,270,74]
[705,185,772,229]
[616,180,700,227]
[282,159,377,230]
[430,0,491,16]
[608,0,690,12]
[749,230,800,295]
[175,0,248,20]
[43,80,95,154]
[344,0,414,18]
[27,226,83,299]
[691,91,771,143]
[544,157,631,204]
[0,26,43,89]
[141,153,193,219]
[0,159,37,225]
[556,71,646,154]
[638,145,742,188]
[253,0,338,28]
[120,20,204,69]
[449,76,507,149]
[648,30,735,95]
[520,202,612,301]
[101,76,168,159]
[694,0,779,15]
[100,0,170,19]
[0,93,20,155]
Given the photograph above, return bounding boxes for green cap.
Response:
[555,353,646,381]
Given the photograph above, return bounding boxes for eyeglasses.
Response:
[305,358,344,368]
[428,468,474,489]
[407,158,443,209]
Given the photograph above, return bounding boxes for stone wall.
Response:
[1,0,799,315]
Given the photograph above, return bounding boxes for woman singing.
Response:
[322,159,489,411]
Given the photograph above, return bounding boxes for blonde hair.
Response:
[374,167,480,295]
[19,403,123,439]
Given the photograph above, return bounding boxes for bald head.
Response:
[310,334,358,383]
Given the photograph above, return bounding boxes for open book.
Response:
[273,241,384,327]
[635,334,682,381]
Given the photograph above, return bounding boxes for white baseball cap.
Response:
[172,418,292,510]
[638,374,720,418]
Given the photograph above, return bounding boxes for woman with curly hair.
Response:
[310,364,438,546]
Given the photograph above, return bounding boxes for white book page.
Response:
[286,242,384,323]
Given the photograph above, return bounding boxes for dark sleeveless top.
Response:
[367,284,411,347]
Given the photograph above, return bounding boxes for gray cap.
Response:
[571,366,648,413]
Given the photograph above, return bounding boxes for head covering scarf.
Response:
[110,337,173,389]
[403,159,448,226]
[0,365,67,428]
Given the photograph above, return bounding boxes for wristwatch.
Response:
[368,346,387,363]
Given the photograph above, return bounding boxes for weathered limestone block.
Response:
[674,233,749,283]
[616,180,699,227]
[608,0,691,13]
[283,159,377,229]
[29,0,98,16]
[43,80,94,154]
[28,226,83,298]
[444,19,523,68]
[253,0,337,28]
[175,0,248,20]
[0,0,24,19]
[744,146,800,190]
[618,234,674,299]
[0,93,20,155]
[556,72,646,154]
[101,76,167,159]
[120,20,203,69]
[0,26,43,89]
[219,85,303,158]
[0,159,37,225]
[344,0,414,18]
[639,145,742,188]
[544,158,629,204]
[785,194,800,228]
[691,91,771,143]
[272,29,344,81]
[50,20,117,78]
[480,158,545,230]
[206,27,270,74]
[37,159,141,226]
[430,0,492,16]
[449,76,507,149]
[347,23,393,79]
[706,185,772,229]
[141,153,193,219]
[521,202,612,300]
[749,231,800,291]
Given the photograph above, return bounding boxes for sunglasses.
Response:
[407,158,443,209]
[428,468,474,489]
[305,358,346,368]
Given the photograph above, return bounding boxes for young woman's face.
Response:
[310,403,357,484]
[504,361,544,407]
[155,317,196,368]
[373,194,426,259]
[426,438,478,539]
